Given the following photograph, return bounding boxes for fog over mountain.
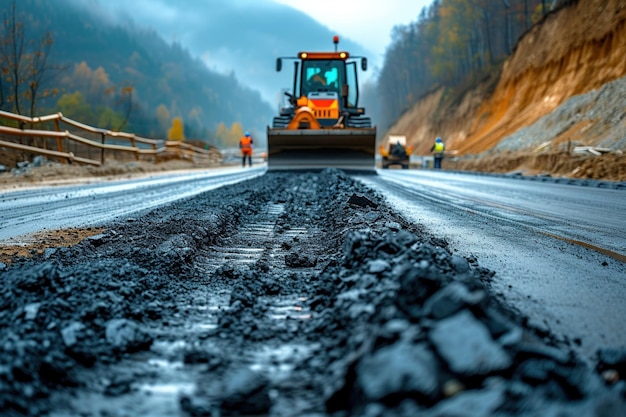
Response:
[71,0,376,107]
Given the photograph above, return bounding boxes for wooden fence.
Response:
[0,110,221,166]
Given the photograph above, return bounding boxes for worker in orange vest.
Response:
[239,131,253,167]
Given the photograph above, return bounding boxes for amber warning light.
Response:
[333,35,339,51]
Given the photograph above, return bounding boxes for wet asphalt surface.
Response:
[359,170,626,361]
[1,169,625,416]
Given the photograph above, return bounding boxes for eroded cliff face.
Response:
[392,0,626,156]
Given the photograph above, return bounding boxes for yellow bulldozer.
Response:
[380,135,413,169]
[267,36,376,172]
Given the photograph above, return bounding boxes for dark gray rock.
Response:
[423,282,486,320]
[61,321,86,348]
[104,319,152,353]
[23,302,41,320]
[368,259,390,274]
[347,194,378,209]
[1,168,624,416]
[32,156,46,167]
[219,367,271,415]
[515,343,574,366]
[156,233,196,262]
[356,341,439,401]
[449,255,470,273]
[430,310,511,376]
[396,263,442,319]
[285,251,317,267]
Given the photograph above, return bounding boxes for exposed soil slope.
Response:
[389,0,626,180]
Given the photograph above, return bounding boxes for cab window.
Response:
[301,60,343,95]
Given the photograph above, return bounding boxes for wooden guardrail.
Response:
[0,110,220,166]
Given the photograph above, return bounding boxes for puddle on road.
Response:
[139,381,196,396]
[56,299,225,416]
[52,382,196,417]
[249,343,318,382]
[50,358,199,417]
[146,357,184,370]
[267,296,312,320]
[269,305,312,320]
[194,322,219,331]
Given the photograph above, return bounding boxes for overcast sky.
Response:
[85,0,433,104]
[273,0,433,60]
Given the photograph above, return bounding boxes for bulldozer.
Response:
[380,135,413,169]
[267,36,376,172]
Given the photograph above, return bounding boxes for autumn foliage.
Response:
[168,117,185,141]
[215,122,245,149]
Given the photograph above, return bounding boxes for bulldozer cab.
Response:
[295,57,362,110]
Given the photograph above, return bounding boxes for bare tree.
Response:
[0,0,60,120]
[0,0,26,115]
[116,85,134,131]
[25,31,57,120]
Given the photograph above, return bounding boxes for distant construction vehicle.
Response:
[380,135,412,169]
[266,36,376,172]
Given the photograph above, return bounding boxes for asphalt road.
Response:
[0,167,264,241]
[2,167,624,361]
[357,169,626,361]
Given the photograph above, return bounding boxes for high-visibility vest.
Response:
[433,142,444,153]
[240,136,253,154]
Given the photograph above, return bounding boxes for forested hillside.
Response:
[0,0,274,148]
[369,0,562,132]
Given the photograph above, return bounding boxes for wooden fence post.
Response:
[130,135,139,161]
[101,133,106,165]
[53,119,66,164]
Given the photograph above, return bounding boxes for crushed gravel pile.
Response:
[1,169,625,416]
[494,76,626,152]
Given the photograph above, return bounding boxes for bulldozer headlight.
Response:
[300,52,308,59]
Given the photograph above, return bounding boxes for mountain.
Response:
[4,0,286,146]
[84,0,375,107]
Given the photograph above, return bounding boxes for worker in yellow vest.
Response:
[430,137,445,169]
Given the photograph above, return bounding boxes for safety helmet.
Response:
[245,131,250,137]
[436,137,442,142]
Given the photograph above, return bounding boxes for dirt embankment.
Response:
[390,0,626,181]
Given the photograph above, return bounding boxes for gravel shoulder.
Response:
[0,159,225,191]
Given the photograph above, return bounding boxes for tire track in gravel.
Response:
[188,195,326,415]
[45,178,326,416]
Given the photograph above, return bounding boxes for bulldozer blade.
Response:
[267,128,377,173]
